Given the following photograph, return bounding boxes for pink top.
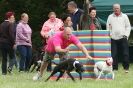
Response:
[46,32,80,53]
[40,18,63,37]
[16,21,32,46]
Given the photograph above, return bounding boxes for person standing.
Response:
[80,0,102,30]
[61,14,73,29]
[16,13,32,72]
[7,12,18,73]
[40,11,63,72]
[40,12,63,39]
[0,11,15,75]
[67,1,83,31]
[106,3,131,73]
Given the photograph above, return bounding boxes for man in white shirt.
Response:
[106,3,131,73]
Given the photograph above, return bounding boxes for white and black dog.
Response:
[45,58,84,82]
[94,57,114,79]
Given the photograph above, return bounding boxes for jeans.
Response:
[17,45,32,71]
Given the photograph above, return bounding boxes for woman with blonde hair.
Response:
[16,13,32,72]
[40,11,63,72]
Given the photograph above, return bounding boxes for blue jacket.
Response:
[70,9,83,31]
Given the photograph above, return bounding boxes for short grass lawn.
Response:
[0,64,133,88]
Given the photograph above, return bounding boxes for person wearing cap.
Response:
[0,11,15,75]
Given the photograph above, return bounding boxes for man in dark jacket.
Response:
[67,1,83,31]
[0,11,15,75]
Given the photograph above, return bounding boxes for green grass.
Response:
[0,64,133,88]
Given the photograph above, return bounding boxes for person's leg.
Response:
[33,52,54,80]
[8,59,14,69]
[25,46,32,71]
[8,58,15,73]
[111,39,118,70]
[8,48,15,73]
[7,45,15,73]
[120,38,129,71]
[14,57,18,68]
[40,52,54,76]
[39,61,49,76]
[1,46,8,75]
[9,55,18,69]
[17,45,27,71]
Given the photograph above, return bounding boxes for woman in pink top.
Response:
[40,12,63,72]
[40,11,63,39]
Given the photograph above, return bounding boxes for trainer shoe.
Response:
[33,72,41,81]
[125,70,129,73]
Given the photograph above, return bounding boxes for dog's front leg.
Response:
[45,71,57,82]
[36,65,40,71]
[56,72,65,81]
[30,64,37,72]
[67,72,75,81]
[77,72,82,80]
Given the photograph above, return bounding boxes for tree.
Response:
[0,0,84,47]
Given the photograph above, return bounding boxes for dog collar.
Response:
[106,60,111,66]
[73,61,79,68]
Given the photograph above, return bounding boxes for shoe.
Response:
[125,70,129,73]
[33,72,41,81]
[2,73,7,75]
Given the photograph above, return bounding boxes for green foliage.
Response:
[32,31,43,48]
[0,0,84,47]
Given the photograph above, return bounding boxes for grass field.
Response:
[0,64,133,88]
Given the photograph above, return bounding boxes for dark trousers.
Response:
[0,43,14,74]
[8,46,18,70]
[8,53,18,69]
[17,45,32,71]
[111,38,129,70]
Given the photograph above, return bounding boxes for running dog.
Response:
[45,58,84,82]
[94,57,114,79]
[29,48,44,72]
